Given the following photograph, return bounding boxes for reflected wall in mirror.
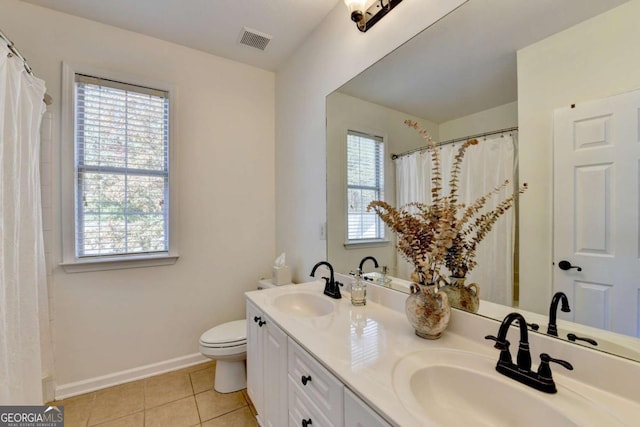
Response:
[326,0,640,362]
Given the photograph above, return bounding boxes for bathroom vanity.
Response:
[246,281,640,426]
[247,297,391,427]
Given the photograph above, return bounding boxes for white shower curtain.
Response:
[395,133,517,305]
[0,44,48,404]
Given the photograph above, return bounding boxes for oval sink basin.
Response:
[272,292,334,317]
[393,349,623,426]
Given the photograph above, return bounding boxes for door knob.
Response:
[558,260,582,271]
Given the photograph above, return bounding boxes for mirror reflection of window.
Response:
[346,131,385,243]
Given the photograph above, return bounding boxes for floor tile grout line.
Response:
[143,379,147,423]
[90,410,144,427]
[188,371,205,425]
[85,391,95,427]
[143,371,195,411]
[198,402,249,424]
[144,391,195,410]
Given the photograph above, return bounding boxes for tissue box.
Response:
[272,266,292,286]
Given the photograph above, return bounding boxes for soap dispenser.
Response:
[351,268,366,306]
[379,265,389,287]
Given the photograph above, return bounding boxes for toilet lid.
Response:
[200,319,246,345]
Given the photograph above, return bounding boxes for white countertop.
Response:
[246,281,640,426]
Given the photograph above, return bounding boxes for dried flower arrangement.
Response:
[368,119,527,286]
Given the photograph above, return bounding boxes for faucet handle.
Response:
[485,335,508,350]
[485,335,512,364]
[537,353,573,380]
[484,334,497,341]
[567,333,598,346]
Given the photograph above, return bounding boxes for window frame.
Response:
[61,63,179,272]
[345,129,387,246]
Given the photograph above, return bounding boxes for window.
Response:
[63,70,175,270]
[346,131,385,242]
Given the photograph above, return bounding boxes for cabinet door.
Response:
[262,315,289,427]
[246,301,264,418]
[344,388,390,427]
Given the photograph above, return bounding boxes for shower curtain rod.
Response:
[1,28,52,105]
[1,28,33,75]
[391,126,518,160]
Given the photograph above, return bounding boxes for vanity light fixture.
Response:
[344,0,404,32]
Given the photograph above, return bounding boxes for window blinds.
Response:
[75,74,169,257]
[347,131,384,241]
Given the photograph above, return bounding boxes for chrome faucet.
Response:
[310,261,342,299]
[547,292,571,336]
[358,256,379,272]
[486,312,573,394]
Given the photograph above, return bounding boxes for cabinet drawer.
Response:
[288,339,343,426]
[288,377,334,427]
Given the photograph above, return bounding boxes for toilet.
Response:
[199,319,247,393]
[199,280,276,393]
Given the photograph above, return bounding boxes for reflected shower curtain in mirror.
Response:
[394,133,517,305]
[0,44,47,403]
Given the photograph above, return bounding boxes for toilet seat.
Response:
[199,319,247,348]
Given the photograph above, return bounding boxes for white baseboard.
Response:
[55,353,209,400]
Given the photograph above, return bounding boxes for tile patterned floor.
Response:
[48,362,258,427]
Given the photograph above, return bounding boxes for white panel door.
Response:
[554,89,640,337]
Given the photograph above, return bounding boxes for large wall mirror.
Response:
[326,0,640,362]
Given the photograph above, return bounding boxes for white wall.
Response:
[518,0,640,313]
[275,0,467,283]
[1,0,275,393]
[439,101,518,141]
[325,92,438,276]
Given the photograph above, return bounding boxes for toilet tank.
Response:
[257,279,277,290]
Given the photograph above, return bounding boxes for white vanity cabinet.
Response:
[246,301,288,427]
[247,297,392,427]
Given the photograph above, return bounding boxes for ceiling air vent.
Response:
[239,27,272,51]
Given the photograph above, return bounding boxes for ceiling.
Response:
[21,0,343,71]
[337,0,630,123]
[20,0,630,110]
